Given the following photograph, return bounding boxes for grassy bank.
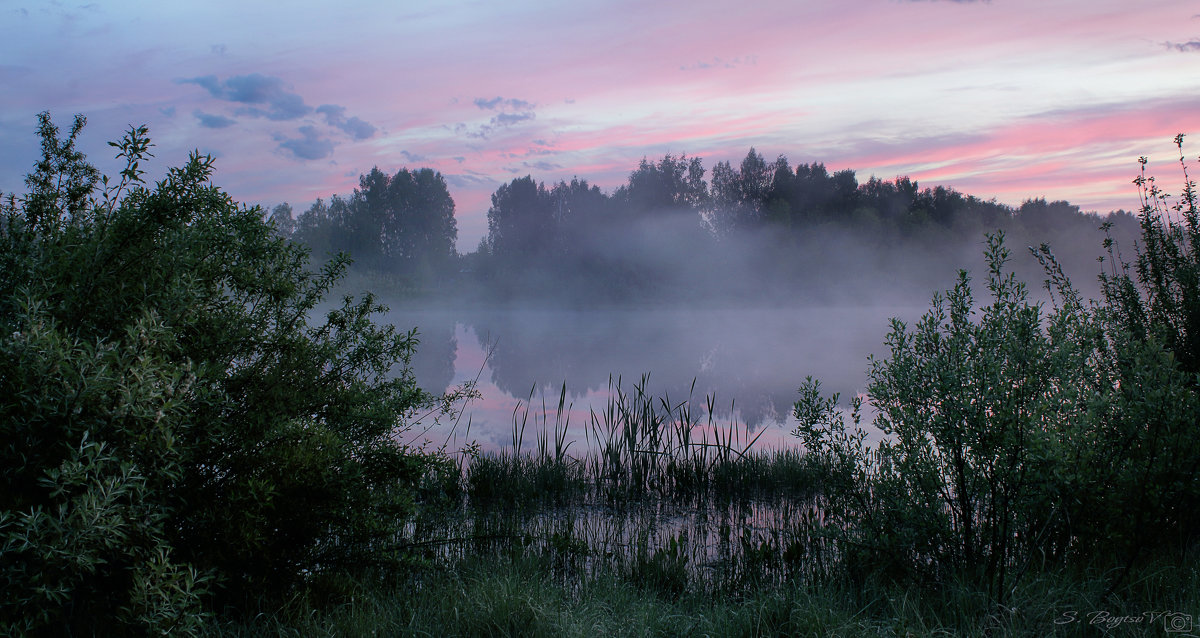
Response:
[208,550,1200,637]
[206,376,1200,636]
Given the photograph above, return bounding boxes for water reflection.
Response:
[378,305,924,451]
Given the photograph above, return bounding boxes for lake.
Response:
[376,304,927,453]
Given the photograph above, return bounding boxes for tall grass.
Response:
[418,377,835,599]
[248,376,1198,637]
[206,548,1200,637]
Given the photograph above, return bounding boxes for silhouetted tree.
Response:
[710,148,775,234]
[614,153,708,216]
[550,177,610,257]
[1017,198,1084,236]
[268,202,295,238]
[487,175,553,262]
[386,168,457,273]
[293,167,457,276]
[294,196,337,256]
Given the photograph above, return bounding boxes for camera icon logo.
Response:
[1164,612,1192,633]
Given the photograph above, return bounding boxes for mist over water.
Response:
[385,303,924,451]
[373,218,1126,453]
[390,213,1123,450]
[300,153,1141,455]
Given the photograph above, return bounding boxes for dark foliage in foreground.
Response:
[795,137,1200,602]
[0,114,453,634]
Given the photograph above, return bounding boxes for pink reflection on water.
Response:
[426,324,806,456]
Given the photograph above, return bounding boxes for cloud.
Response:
[471,96,537,130]
[523,161,562,171]
[445,172,497,189]
[474,96,534,110]
[454,96,540,139]
[159,106,176,118]
[276,125,334,160]
[193,110,236,129]
[457,122,492,139]
[400,150,426,163]
[493,111,535,126]
[180,73,311,120]
[1164,40,1200,52]
[315,104,377,140]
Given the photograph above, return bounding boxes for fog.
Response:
[367,215,1130,453]
[297,156,1142,452]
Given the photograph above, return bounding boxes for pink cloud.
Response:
[835,97,1200,212]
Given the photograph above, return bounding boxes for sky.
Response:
[2,0,1198,250]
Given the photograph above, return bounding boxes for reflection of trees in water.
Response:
[374,310,458,396]
[469,309,612,398]
[409,322,456,396]
[467,308,885,432]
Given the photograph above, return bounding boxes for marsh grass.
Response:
[206,548,1200,637]
[210,379,1200,636]
[398,376,836,603]
[468,375,828,504]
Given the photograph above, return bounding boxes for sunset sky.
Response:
[2,0,1198,249]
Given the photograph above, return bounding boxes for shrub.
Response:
[0,113,452,633]
[1101,134,1200,373]
[1088,133,1200,558]
[794,228,1200,601]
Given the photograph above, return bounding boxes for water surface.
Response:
[382,305,925,452]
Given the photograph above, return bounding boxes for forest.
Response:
[276,147,1141,304]
[2,114,1197,636]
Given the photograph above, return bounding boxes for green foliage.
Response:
[293,165,457,278]
[1,113,452,632]
[0,303,209,635]
[1102,134,1200,374]
[210,548,1200,637]
[794,229,1200,599]
[1086,134,1200,553]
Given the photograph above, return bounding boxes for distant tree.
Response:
[487,175,553,261]
[550,177,610,257]
[858,176,916,225]
[294,196,340,258]
[768,162,845,225]
[1016,197,1084,236]
[268,202,295,238]
[828,168,860,216]
[384,167,457,273]
[614,153,708,215]
[909,185,965,227]
[763,155,795,227]
[293,167,457,276]
[709,159,740,234]
[710,148,774,234]
[737,147,772,209]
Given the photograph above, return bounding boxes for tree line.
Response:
[275,148,1137,301]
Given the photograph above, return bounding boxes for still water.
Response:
[378,305,925,452]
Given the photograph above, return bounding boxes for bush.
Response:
[1101,134,1200,373]
[0,113,453,633]
[794,228,1200,601]
[1089,133,1200,556]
